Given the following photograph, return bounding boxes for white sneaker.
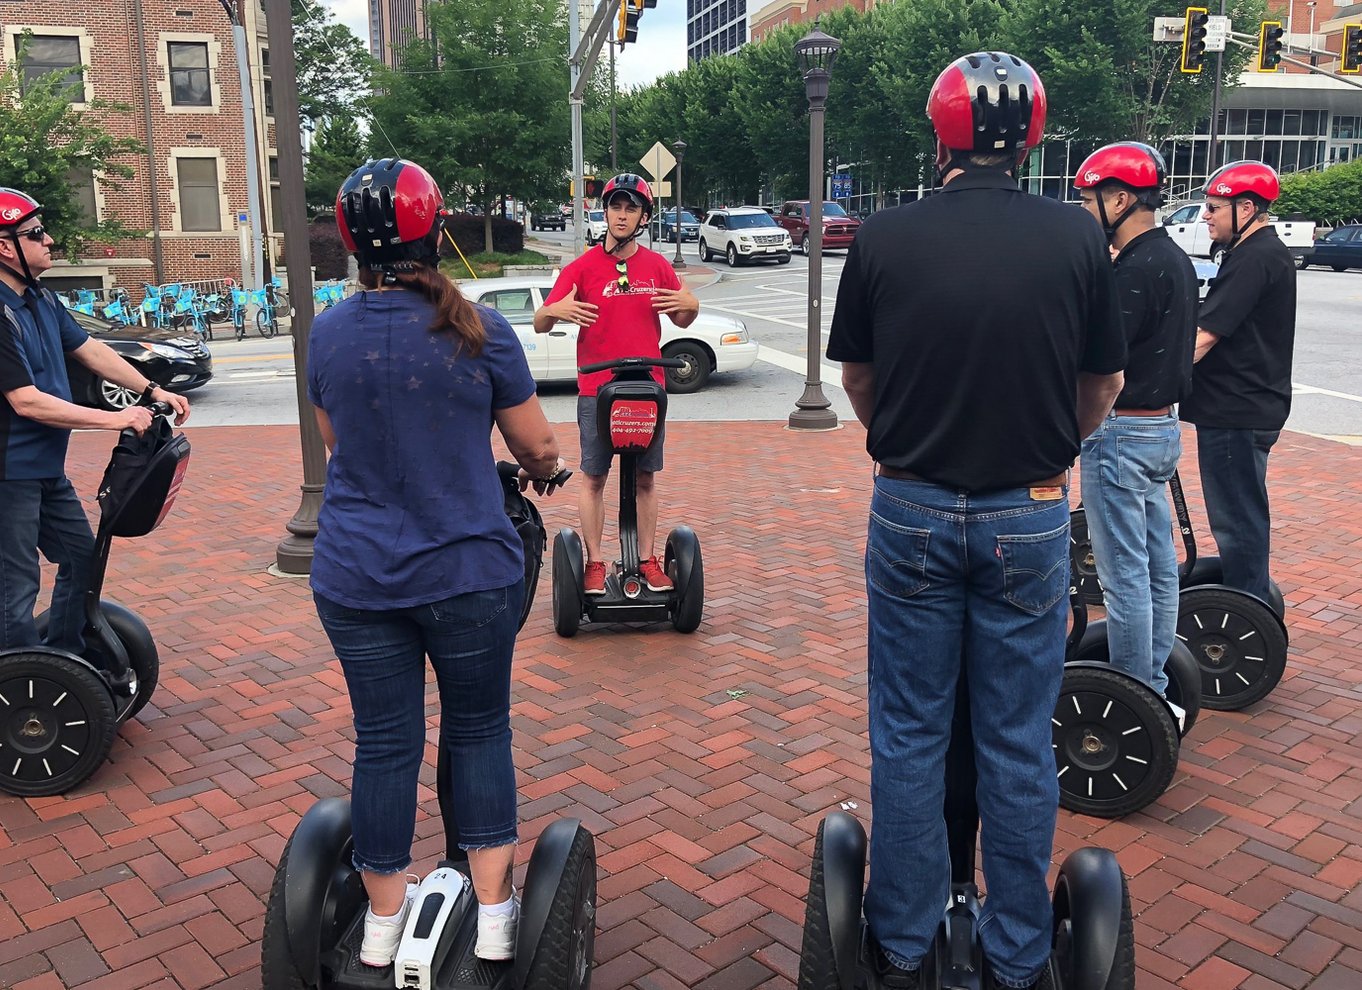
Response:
[1166,699,1187,734]
[475,892,520,961]
[359,880,418,967]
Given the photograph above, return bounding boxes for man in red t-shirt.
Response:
[534,173,699,596]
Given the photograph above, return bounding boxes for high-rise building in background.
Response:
[369,0,429,69]
[688,0,749,62]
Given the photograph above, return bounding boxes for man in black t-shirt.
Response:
[1179,161,1296,605]
[826,53,1125,990]
[1073,143,1197,707]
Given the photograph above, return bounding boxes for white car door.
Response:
[473,287,547,379]
[535,286,580,381]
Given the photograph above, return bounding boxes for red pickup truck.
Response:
[775,200,861,254]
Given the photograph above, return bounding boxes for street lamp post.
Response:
[788,26,840,432]
[672,140,687,269]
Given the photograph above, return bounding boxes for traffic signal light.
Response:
[1343,24,1362,74]
[1257,21,1285,72]
[584,177,604,199]
[616,0,657,45]
[1180,7,1209,74]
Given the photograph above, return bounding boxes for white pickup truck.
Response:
[1162,202,1314,267]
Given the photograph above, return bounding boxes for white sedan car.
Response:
[458,275,759,394]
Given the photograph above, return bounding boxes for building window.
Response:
[15,34,82,101]
[168,41,212,107]
[177,157,221,230]
[69,166,97,222]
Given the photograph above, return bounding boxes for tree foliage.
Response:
[305,115,366,212]
[291,0,373,130]
[0,36,143,260]
[1276,159,1362,224]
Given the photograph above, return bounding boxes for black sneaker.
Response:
[868,939,921,990]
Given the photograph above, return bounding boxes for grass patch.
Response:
[441,249,555,279]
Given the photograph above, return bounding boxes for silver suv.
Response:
[699,207,792,267]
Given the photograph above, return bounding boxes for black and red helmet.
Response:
[336,158,444,269]
[1203,160,1280,204]
[0,188,41,229]
[601,173,653,218]
[1074,143,1167,194]
[927,52,1047,154]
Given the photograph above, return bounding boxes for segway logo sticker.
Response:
[608,400,658,451]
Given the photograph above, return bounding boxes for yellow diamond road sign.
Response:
[639,142,676,181]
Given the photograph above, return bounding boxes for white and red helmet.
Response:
[1203,160,1280,204]
[0,188,41,229]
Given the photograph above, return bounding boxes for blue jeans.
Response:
[1080,413,1182,695]
[0,477,95,654]
[1194,426,1279,604]
[863,478,1069,988]
[315,582,524,874]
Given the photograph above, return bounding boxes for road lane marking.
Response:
[1292,383,1362,403]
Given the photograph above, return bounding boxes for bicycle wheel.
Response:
[256,307,279,338]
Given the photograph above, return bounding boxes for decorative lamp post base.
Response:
[788,384,840,431]
[275,482,324,574]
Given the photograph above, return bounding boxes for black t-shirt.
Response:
[1180,227,1296,431]
[826,170,1125,492]
[1111,226,1197,409]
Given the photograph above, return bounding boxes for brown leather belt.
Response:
[1112,406,1171,416]
[878,466,1069,488]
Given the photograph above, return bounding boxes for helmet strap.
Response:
[0,230,40,288]
[1225,198,1269,252]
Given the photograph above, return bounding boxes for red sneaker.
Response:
[639,556,674,592]
[584,561,607,596]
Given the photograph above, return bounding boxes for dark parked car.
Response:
[65,310,213,410]
[529,203,565,231]
[1302,224,1362,272]
[651,208,701,243]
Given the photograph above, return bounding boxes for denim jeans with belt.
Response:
[863,478,1069,988]
[1194,426,1280,605]
[315,581,524,874]
[1080,412,1182,695]
[0,477,96,654]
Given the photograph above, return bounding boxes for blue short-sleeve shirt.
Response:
[306,288,538,609]
[0,282,90,481]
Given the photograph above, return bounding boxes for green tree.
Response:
[305,115,367,212]
[368,0,569,251]
[292,0,373,130]
[0,37,143,260]
[1277,159,1362,225]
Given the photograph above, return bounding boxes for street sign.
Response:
[655,181,672,198]
[639,141,676,181]
[1206,15,1230,52]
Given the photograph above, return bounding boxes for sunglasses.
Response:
[615,258,630,294]
[14,225,48,242]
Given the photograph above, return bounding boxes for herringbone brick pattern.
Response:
[1,423,1359,989]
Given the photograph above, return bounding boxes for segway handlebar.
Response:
[497,459,573,495]
[579,356,686,374]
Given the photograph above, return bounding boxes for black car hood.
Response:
[70,311,201,348]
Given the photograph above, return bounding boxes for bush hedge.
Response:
[1276,159,1362,226]
[440,211,525,257]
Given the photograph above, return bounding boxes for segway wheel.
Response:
[1069,508,1105,607]
[0,653,117,797]
[1052,847,1135,990]
[261,835,312,990]
[552,530,583,638]
[1070,628,1201,738]
[1180,556,1285,619]
[1177,586,1287,711]
[517,824,597,990]
[797,813,866,990]
[664,527,704,634]
[1053,666,1179,819]
[36,600,160,723]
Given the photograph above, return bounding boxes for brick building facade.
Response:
[0,0,280,298]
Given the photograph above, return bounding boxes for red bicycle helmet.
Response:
[601,173,653,217]
[1203,160,1279,203]
[0,188,41,229]
[1074,143,1167,193]
[336,158,444,269]
[927,52,1046,154]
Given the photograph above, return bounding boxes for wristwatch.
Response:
[140,382,158,404]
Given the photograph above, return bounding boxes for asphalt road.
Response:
[183,232,1362,442]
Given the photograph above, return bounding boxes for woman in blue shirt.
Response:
[309,158,564,968]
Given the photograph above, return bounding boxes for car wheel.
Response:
[95,378,141,411]
[800,234,811,256]
[726,244,739,267]
[699,239,711,262]
[662,341,712,394]
[1332,265,1348,272]
[778,254,791,265]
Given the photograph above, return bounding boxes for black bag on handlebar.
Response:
[499,466,546,631]
[97,417,192,538]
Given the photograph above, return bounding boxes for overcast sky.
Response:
[319,0,686,89]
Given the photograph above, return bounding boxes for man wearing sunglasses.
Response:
[0,187,190,655]
[534,173,699,597]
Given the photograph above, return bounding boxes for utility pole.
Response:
[569,2,623,256]
[610,40,618,170]
[1207,0,1227,172]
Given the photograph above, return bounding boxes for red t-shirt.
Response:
[544,244,683,396]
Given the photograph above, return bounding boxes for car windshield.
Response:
[731,213,778,230]
[671,211,699,224]
[821,203,850,218]
[589,211,604,222]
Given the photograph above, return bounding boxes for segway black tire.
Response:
[796,825,839,990]
[1069,508,1105,607]
[797,812,866,990]
[1053,665,1179,819]
[1070,628,1201,738]
[261,834,313,990]
[1180,556,1285,619]
[1052,848,1134,990]
[1177,586,1287,711]
[0,652,117,797]
[517,824,597,990]
[552,531,583,638]
[665,527,704,634]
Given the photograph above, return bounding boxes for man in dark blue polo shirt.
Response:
[827,54,1125,990]
[0,187,189,654]
[1073,143,1197,706]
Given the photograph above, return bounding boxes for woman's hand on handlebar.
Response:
[518,457,572,495]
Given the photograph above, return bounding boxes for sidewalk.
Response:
[1,423,1360,990]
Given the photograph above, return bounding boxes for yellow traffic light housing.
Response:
[1256,21,1285,72]
[1342,24,1362,74]
[1180,7,1209,74]
[618,0,641,44]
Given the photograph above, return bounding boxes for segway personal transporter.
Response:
[0,403,190,797]
[262,466,596,990]
[551,357,703,637]
[798,675,1136,990]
